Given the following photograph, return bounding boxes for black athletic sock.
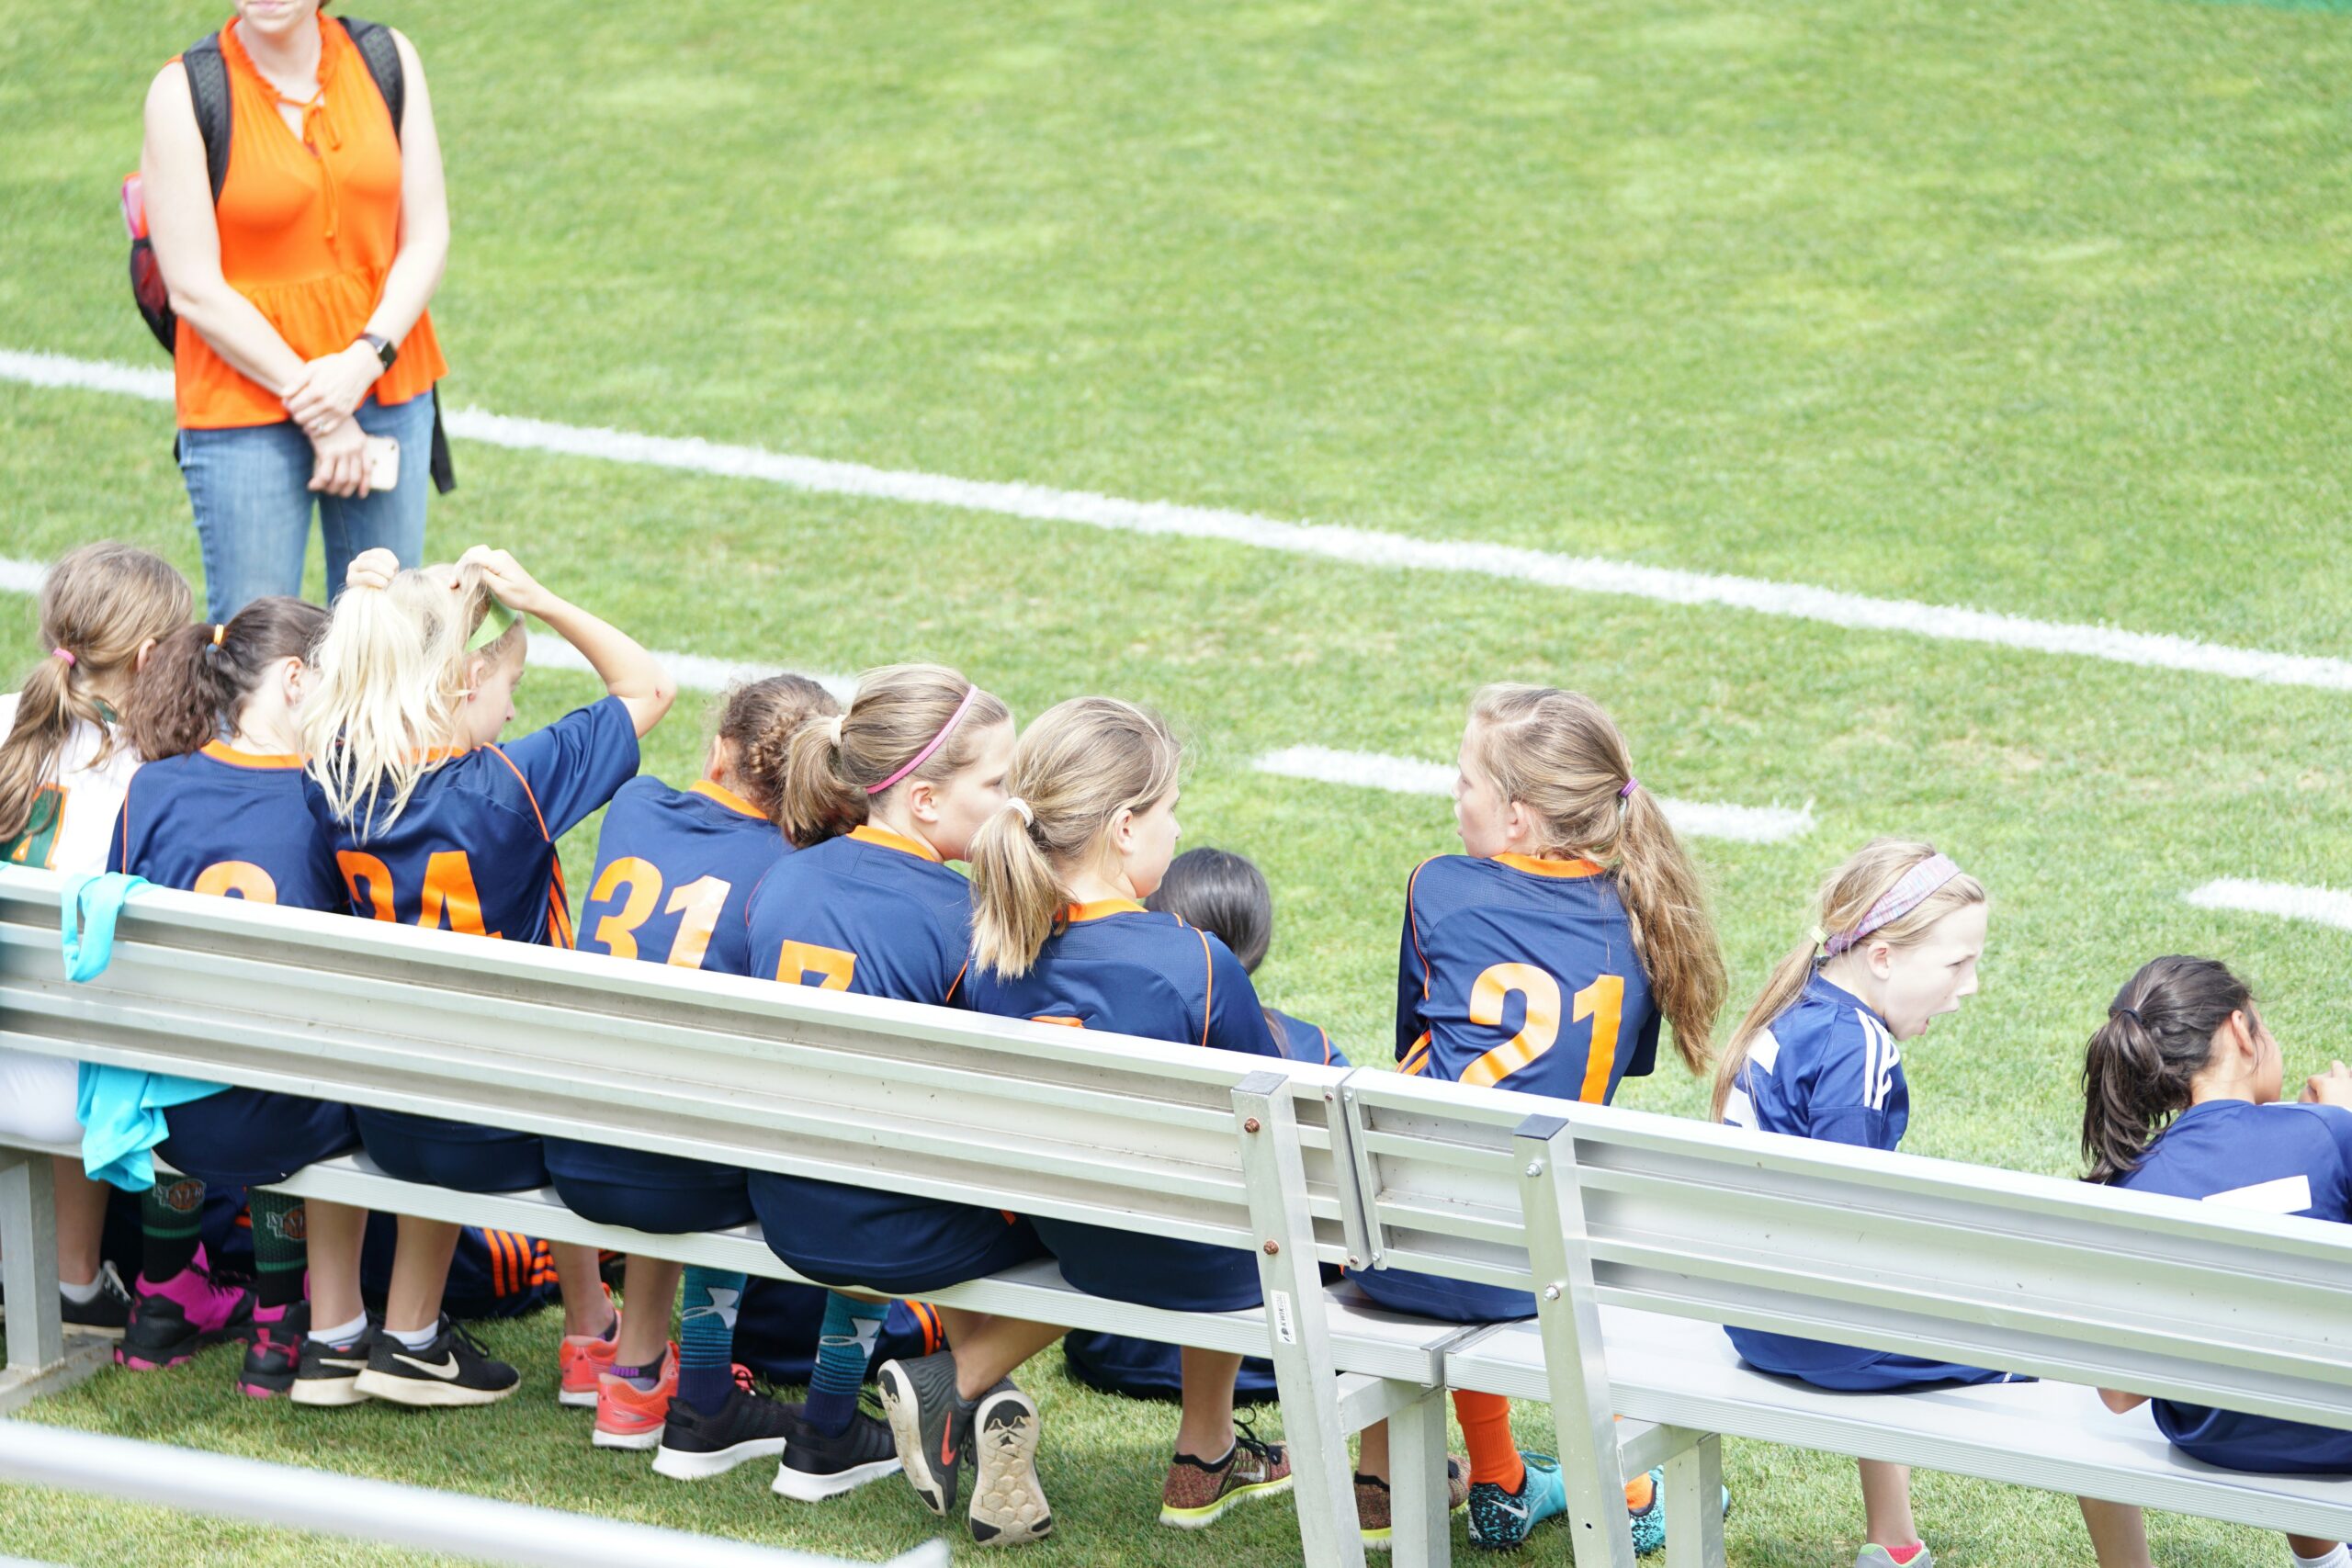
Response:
[140,1178,204,1281]
[250,1192,308,1310]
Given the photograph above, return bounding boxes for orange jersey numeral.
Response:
[193,860,277,902]
[775,940,856,990]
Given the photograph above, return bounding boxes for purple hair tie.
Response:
[1618,777,1640,800]
[1823,852,1963,957]
[866,685,979,795]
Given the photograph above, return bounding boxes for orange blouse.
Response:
[173,16,446,430]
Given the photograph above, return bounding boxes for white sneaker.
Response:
[1855,1546,1934,1568]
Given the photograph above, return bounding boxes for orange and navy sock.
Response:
[1453,1390,1526,1495]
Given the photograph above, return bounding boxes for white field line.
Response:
[6,346,2346,692]
[2184,879,2352,932]
[1,557,1797,843]
[1253,745,1814,845]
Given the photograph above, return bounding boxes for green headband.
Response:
[466,597,518,652]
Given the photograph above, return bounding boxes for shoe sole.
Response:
[877,1360,953,1517]
[774,1454,901,1503]
[652,1437,789,1482]
[967,1389,1050,1546]
[1159,1472,1295,1530]
[593,1426,664,1451]
[352,1371,518,1408]
[289,1377,370,1407]
[558,1387,600,1410]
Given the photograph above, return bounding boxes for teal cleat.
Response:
[1465,1451,1567,1551]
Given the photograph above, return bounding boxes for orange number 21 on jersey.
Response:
[1460,964,1623,1102]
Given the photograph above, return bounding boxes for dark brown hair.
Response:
[717,673,839,830]
[125,597,328,761]
[2082,956,2257,1185]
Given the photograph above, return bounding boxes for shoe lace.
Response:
[445,1320,497,1361]
[95,1259,132,1304]
[1231,1416,1284,1468]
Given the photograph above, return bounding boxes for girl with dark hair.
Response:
[2075,957,2352,1568]
[106,596,373,1403]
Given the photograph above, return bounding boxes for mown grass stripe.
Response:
[6,346,2350,694]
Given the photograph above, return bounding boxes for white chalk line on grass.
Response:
[5,346,2346,693]
[2184,879,2352,932]
[1254,745,1814,845]
[1,556,1802,843]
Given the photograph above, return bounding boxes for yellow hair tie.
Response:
[211,623,226,648]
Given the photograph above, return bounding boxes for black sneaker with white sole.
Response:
[59,1261,134,1338]
[290,1320,379,1407]
[968,1381,1052,1545]
[352,1317,518,1407]
[652,1373,802,1482]
[877,1348,971,1517]
[774,1398,901,1502]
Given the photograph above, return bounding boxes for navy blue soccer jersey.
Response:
[1721,971,1909,1153]
[576,776,787,974]
[1268,1007,1350,1068]
[2116,1099,2352,1474]
[301,696,639,948]
[109,742,342,911]
[963,900,1283,1058]
[737,825,973,998]
[1395,853,1660,1102]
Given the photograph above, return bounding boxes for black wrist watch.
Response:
[359,333,398,371]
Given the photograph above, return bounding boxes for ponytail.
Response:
[1467,683,1724,1074]
[775,663,1008,848]
[715,673,839,826]
[1712,838,1986,1120]
[0,543,190,842]
[300,562,508,837]
[125,597,328,761]
[968,697,1180,978]
[2082,955,2254,1184]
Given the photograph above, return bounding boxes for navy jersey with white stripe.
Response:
[301,696,639,948]
[1396,853,1660,1101]
[963,901,1282,1057]
[110,743,342,911]
[1721,971,1909,1151]
[2115,1099,2352,1474]
[1721,971,2013,1391]
[736,825,973,998]
[577,776,786,975]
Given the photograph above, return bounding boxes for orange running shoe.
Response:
[593,1345,680,1450]
[560,1305,620,1409]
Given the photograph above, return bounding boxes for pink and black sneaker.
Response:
[117,1246,256,1372]
[238,1300,309,1398]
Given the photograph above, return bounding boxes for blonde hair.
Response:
[776,663,1009,847]
[300,562,521,838]
[0,543,190,843]
[1469,683,1724,1075]
[967,696,1181,978]
[1710,838,1988,1120]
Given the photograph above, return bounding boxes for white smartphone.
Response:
[364,435,401,492]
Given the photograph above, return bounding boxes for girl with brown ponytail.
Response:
[544,672,839,1470]
[0,542,190,1345]
[1716,838,2007,1568]
[1350,683,1727,1551]
[2075,957,2352,1568]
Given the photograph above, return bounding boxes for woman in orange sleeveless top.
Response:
[142,0,449,622]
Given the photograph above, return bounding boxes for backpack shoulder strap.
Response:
[336,17,405,141]
[180,33,232,206]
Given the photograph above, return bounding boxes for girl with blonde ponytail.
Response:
[918,697,1293,1540]
[738,664,1051,1527]
[1717,838,2004,1568]
[0,542,189,1344]
[2074,957,2352,1568]
[1351,683,1727,1551]
[299,545,673,1410]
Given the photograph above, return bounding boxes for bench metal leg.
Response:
[1235,1073,1367,1568]
[1514,1114,1638,1568]
[1,1149,63,1374]
[1388,1382,1453,1568]
[1663,1433,1724,1568]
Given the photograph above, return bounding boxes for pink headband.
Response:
[1824,852,1963,957]
[51,648,74,666]
[866,685,979,795]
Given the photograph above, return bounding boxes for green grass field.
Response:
[5,0,2352,1561]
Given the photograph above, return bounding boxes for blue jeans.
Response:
[178,389,435,622]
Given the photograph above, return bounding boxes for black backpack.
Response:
[127,17,453,492]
